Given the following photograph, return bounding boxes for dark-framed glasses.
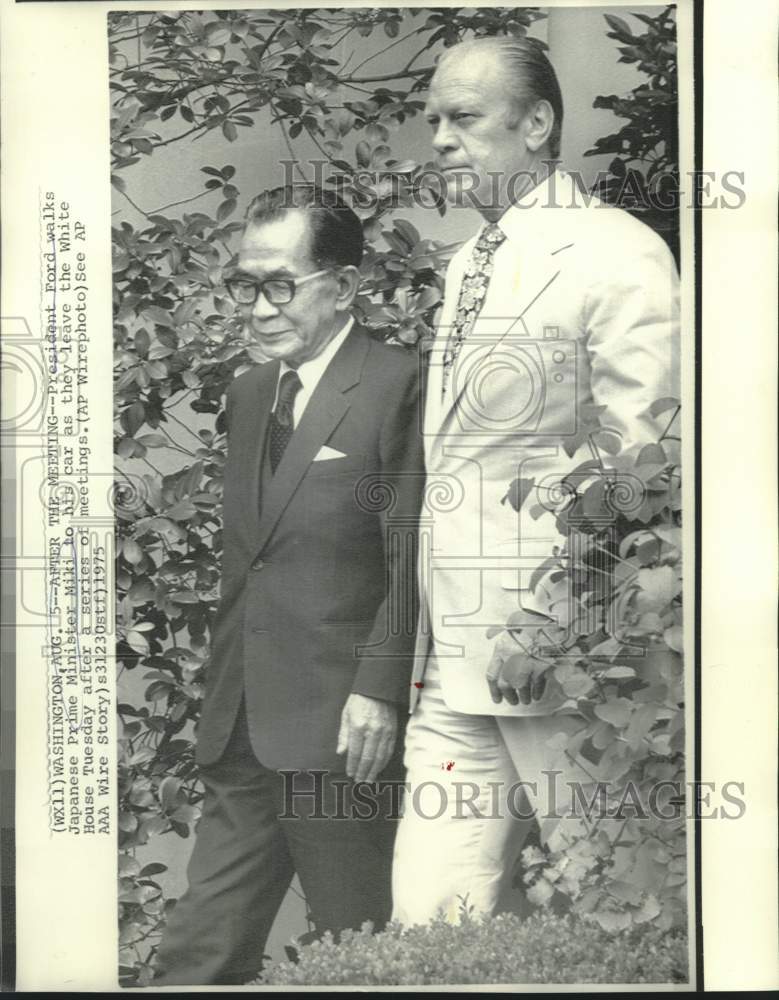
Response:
[225,268,330,306]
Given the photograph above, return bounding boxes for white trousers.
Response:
[392,656,593,927]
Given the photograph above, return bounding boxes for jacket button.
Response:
[251,558,264,570]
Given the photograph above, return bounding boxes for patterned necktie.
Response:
[268,369,302,474]
[441,222,507,398]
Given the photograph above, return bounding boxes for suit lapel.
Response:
[253,327,369,556]
[433,235,565,439]
[423,251,466,450]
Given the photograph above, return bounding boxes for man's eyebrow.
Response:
[425,102,478,120]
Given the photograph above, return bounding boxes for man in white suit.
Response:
[392,36,680,924]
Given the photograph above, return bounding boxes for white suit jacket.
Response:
[410,170,680,716]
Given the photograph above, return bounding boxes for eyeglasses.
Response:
[225,268,330,306]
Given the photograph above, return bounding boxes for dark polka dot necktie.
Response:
[268,369,302,474]
[441,222,507,398]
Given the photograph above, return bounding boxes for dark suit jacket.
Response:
[196,326,425,770]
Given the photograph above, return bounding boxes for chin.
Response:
[256,336,300,361]
[441,174,496,212]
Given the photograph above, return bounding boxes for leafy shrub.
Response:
[111,6,683,985]
[498,401,686,934]
[585,6,679,262]
[259,910,689,986]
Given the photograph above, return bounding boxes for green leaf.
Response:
[217,198,237,222]
[594,698,632,728]
[122,401,146,437]
[166,500,198,520]
[136,433,168,448]
[637,442,667,465]
[355,140,371,167]
[204,23,231,45]
[140,862,168,878]
[608,880,642,905]
[633,893,662,924]
[545,730,570,751]
[664,624,683,652]
[562,672,595,699]
[159,776,182,814]
[119,854,140,876]
[592,907,632,932]
[148,343,174,360]
[123,538,144,565]
[635,536,661,564]
[387,159,418,174]
[506,607,554,629]
[603,666,636,680]
[168,591,201,604]
[502,477,536,512]
[118,811,139,833]
[129,746,156,766]
[636,565,679,608]
[127,629,150,654]
[649,396,680,417]
[144,305,174,327]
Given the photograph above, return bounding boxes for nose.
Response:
[251,289,279,320]
[432,119,458,155]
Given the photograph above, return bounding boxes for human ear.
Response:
[333,265,361,312]
[523,98,555,153]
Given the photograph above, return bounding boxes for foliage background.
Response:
[110,5,681,985]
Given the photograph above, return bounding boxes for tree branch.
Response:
[272,105,310,183]
[116,185,151,220]
[346,28,425,76]
[151,189,212,215]
[345,66,434,85]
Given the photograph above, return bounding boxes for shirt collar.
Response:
[496,167,571,247]
[279,315,354,390]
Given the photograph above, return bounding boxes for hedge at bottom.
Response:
[258,910,689,986]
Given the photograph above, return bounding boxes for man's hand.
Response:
[336,693,398,783]
[486,629,551,706]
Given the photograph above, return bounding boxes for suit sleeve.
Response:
[350,357,425,704]
[584,232,680,452]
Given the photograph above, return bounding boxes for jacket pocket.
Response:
[305,453,366,478]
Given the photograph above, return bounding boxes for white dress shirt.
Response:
[274,316,354,426]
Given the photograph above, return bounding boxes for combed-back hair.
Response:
[438,36,564,158]
[244,184,364,268]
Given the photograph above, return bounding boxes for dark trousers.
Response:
[154,701,403,985]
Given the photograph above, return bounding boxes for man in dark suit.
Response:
[154,186,423,985]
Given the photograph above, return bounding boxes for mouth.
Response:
[252,328,291,340]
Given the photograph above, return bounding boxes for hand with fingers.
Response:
[336,693,398,784]
[486,626,553,706]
